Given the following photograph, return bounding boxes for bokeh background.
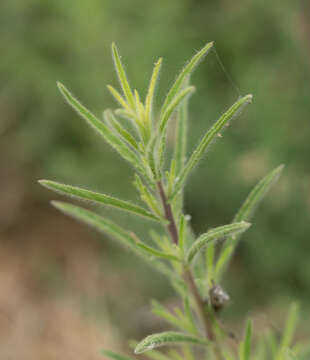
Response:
[1,0,310,358]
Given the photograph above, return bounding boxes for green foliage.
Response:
[40,43,305,360]
[4,0,310,305]
[186,222,251,265]
[134,331,207,354]
[39,180,159,221]
[239,320,252,360]
[170,94,253,200]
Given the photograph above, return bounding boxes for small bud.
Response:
[209,282,230,312]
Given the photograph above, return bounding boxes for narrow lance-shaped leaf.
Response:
[215,164,285,280]
[173,82,189,211]
[134,174,163,219]
[101,350,135,360]
[51,201,175,279]
[159,86,195,132]
[161,41,214,116]
[135,241,181,262]
[103,109,139,151]
[57,82,141,170]
[151,301,186,331]
[186,222,251,265]
[178,215,185,256]
[275,302,299,360]
[39,180,160,222]
[156,86,195,175]
[206,242,215,287]
[145,57,162,125]
[111,42,135,109]
[134,331,208,354]
[107,85,132,113]
[51,201,136,247]
[233,164,285,223]
[143,349,171,360]
[240,320,253,360]
[170,94,253,200]
[174,76,190,177]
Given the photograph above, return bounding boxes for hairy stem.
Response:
[157,181,178,244]
[157,180,223,360]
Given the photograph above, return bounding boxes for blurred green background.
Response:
[1,0,310,357]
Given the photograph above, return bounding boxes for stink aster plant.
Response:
[40,42,304,360]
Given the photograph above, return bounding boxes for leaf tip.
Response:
[50,200,65,211]
[276,163,285,173]
[241,221,252,229]
[245,94,253,103]
[38,179,47,185]
[56,81,64,91]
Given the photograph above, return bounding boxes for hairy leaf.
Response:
[216,164,285,280]
[159,86,195,132]
[51,201,136,247]
[279,303,299,354]
[186,222,251,264]
[103,109,139,151]
[234,164,284,223]
[39,180,159,222]
[161,41,214,116]
[107,85,132,113]
[170,94,253,200]
[111,43,135,109]
[174,76,190,178]
[57,82,141,170]
[240,320,252,360]
[51,201,176,279]
[134,331,207,354]
[145,57,162,124]
[136,242,180,262]
[101,350,135,360]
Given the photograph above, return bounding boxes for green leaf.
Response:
[134,331,207,354]
[161,41,214,117]
[279,303,299,353]
[111,43,135,109]
[170,94,253,200]
[156,86,195,175]
[151,301,185,331]
[174,76,190,201]
[103,109,139,151]
[215,164,285,280]
[136,242,181,262]
[51,200,136,247]
[178,215,185,257]
[186,222,251,264]
[151,300,197,335]
[214,245,233,279]
[57,82,141,170]
[39,180,159,222]
[240,320,252,360]
[107,85,132,113]
[145,57,162,125]
[159,86,195,132]
[206,242,215,287]
[101,350,135,360]
[51,201,175,280]
[134,174,163,219]
[233,164,285,223]
[143,350,171,360]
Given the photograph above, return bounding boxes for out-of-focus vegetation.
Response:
[1,0,310,356]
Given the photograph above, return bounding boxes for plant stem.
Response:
[157,181,178,244]
[157,180,223,360]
